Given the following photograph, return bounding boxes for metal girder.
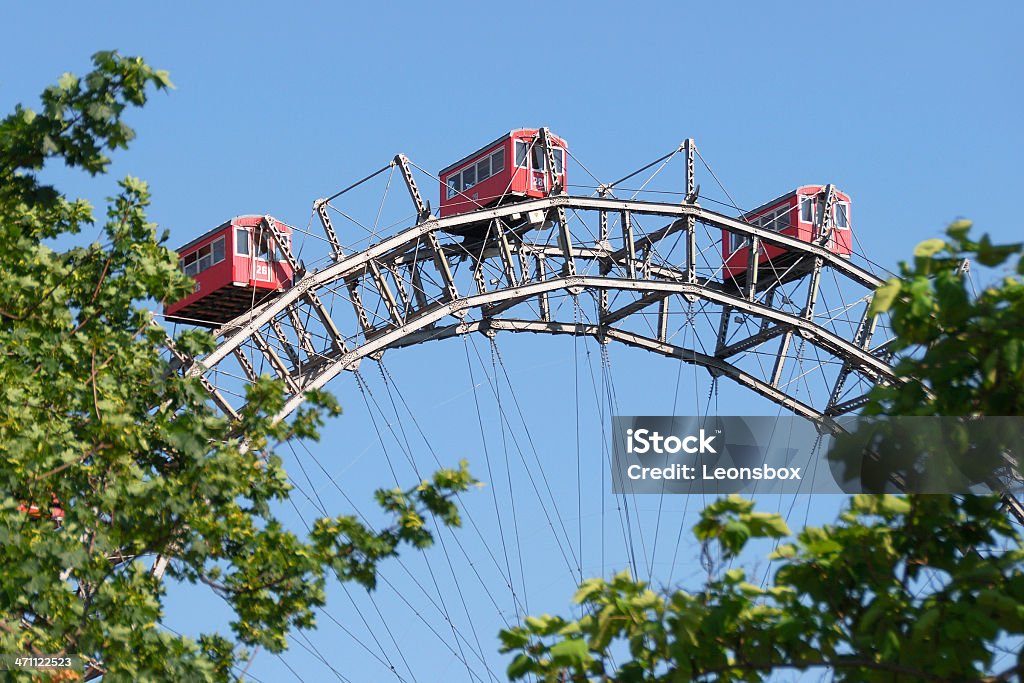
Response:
[347,279,373,334]
[621,210,637,279]
[269,317,302,370]
[386,263,412,314]
[745,236,760,300]
[684,138,696,202]
[536,253,550,321]
[657,297,669,342]
[602,290,665,326]
[196,196,887,370]
[816,184,837,247]
[313,198,343,260]
[802,257,824,320]
[686,217,697,283]
[715,306,731,354]
[409,260,429,311]
[426,230,458,302]
[827,303,878,412]
[273,274,896,420]
[494,218,518,286]
[538,128,563,195]
[260,215,299,273]
[303,290,348,355]
[555,206,577,278]
[188,197,896,431]
[715,324,788,359]
[770,332,793,388]
[826,392,872,416]
[286,303,316,358]
[471,247,488,294]
[368,259,403,325]
[233,347,259,383]
[251,330,299,394]
[165,338,238,420]
[394,153,431,222]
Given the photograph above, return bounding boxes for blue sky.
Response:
[5,2,1022,681]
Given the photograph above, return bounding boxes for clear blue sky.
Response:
[5,2,1022,681]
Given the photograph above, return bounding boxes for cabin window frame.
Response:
[445,144,512,202]
[551,146,565,175]
[770,205,791,232]
[254,230,274,262]
[835,201,850,230]
[476,156,491,184]
[800,196,814,223]
[462,164,476,191]
[514,139,529,168]
[274,233,291,262]
[531,145,546,172]
[181,235,226,277]
[729,231,749,254]
[236,228,250,256]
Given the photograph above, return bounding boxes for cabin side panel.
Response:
[166,230,234,317]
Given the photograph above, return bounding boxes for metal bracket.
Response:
[313,198,344,260]
[393,153,431,223]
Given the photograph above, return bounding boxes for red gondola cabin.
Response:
[164,215,295,326]
[722,185,852,286]
[439,129,568,218]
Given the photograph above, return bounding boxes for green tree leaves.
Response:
[0,52,473,681]
[865,222,1024,416]
[504,494,1024,682]
[503,223,1024,681]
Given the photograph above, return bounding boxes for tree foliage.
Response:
[0,52,474,681]
[501,228,1024,681]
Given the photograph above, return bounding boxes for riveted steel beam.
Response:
[347,279,372,335]
[394,153,431,222]
[368,259,403,325]
[260,215,299,273]
[620,210,636,279]
[269,317,302,370]
[602,290,664,325]
[286,304,316,358]
[233,347,259,383]
[745,236,760,301]
[251,330,299,395]
[275,274,897,420]
[715,324,788,358]
[313,198,343,260]
[426,229,458,302]
[303,290,348,356]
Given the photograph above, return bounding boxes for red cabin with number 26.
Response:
[164,215,295,326]
[722,185,852,285]
[439,128,568,218]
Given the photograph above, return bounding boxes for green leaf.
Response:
[507,653,534,679]
[869,278,902,315]
[549,638,591,667]
[945,219,972,241]
[913,238,946,259]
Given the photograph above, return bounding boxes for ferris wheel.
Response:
[150,129,960,681]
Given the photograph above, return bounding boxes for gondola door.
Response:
[249,225,273,287]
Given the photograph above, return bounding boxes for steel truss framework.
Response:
[172,194,896,430]
[166,151,1024,524]
[66,139,1024,681]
